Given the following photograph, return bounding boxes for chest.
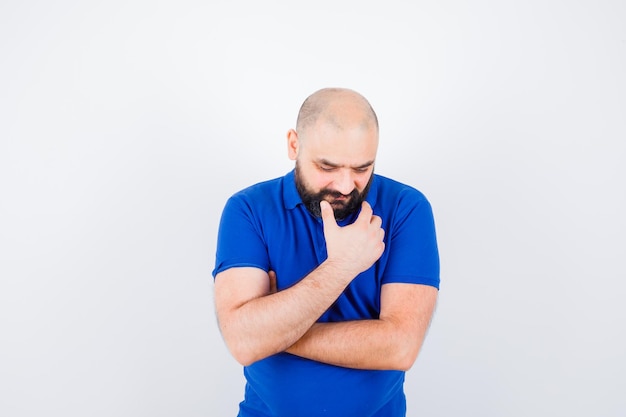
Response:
[263,211,385,320]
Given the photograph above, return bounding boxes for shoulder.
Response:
[231,176,283,201]
[227,169,296,204]
[372,174,431,209]
[222,174,287,220]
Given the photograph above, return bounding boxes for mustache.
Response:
[320,189,358,199]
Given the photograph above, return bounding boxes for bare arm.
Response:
[214,200,385,366]
[214,262,354,366]
[285,283,438,371]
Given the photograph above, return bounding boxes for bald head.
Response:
[295,88,379,137]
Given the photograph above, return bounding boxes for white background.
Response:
[1,1,625,416]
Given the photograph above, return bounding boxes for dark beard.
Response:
[295,163,373,221]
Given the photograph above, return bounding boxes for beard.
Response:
[295,162,373,221]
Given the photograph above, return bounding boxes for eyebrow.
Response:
[317,158,375,169]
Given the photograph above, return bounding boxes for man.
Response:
[213,88,440,417]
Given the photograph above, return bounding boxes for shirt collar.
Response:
[283,169,302,210]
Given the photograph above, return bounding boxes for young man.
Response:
[213,88,440,417]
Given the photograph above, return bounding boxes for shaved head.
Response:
[295,88,379,136]
[287,88,379,220]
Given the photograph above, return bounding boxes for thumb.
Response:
[320,200,337,229]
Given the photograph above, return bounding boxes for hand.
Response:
[268,270,277,294]
[320,200,385,277]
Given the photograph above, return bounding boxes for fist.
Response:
[320,200,385,277]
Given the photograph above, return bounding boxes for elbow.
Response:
[384,321,427,371]
[389,340,422,371]
[218,319,283,366]
[394,351,419,371]
[230,349,258,367]
[218,319,262,366]
[222,331,276,366]
[384,348,417,371]
[223,337,264,367]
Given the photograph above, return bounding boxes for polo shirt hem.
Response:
[382,276,440,290]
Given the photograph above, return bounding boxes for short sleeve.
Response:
[212,195,270,278]
[382,191,440,289]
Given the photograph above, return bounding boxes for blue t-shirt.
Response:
[213,170,440,417]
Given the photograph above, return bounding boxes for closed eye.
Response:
[315,159,374,173]
[318,165,338,172]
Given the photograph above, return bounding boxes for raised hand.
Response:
[320,200,385,277]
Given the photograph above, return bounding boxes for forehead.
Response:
[300,118,378,158]
[300,119,378,164]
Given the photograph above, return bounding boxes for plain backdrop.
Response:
[1,1,625,416]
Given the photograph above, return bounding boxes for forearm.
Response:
[216,261,356,366]
[286,319,424,371]
[286,284,438,371]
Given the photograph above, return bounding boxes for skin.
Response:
[214,88,438,370]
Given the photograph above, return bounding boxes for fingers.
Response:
[321,199,386,275]
[268,270,277,294]
[360,201,373,217]
[322,200,382,232]
[320,200,338,229]
[360,202,384,251]
[356,201,376,226]
[370,211,382,229]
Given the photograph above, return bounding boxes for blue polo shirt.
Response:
[213,170,439,417]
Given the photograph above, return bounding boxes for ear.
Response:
[286,129,299,161]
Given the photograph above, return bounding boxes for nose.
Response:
[333,169,356,195]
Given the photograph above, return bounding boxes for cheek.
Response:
[355,175,371,191]
[300,164,326,189]
[313,172,335,189]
